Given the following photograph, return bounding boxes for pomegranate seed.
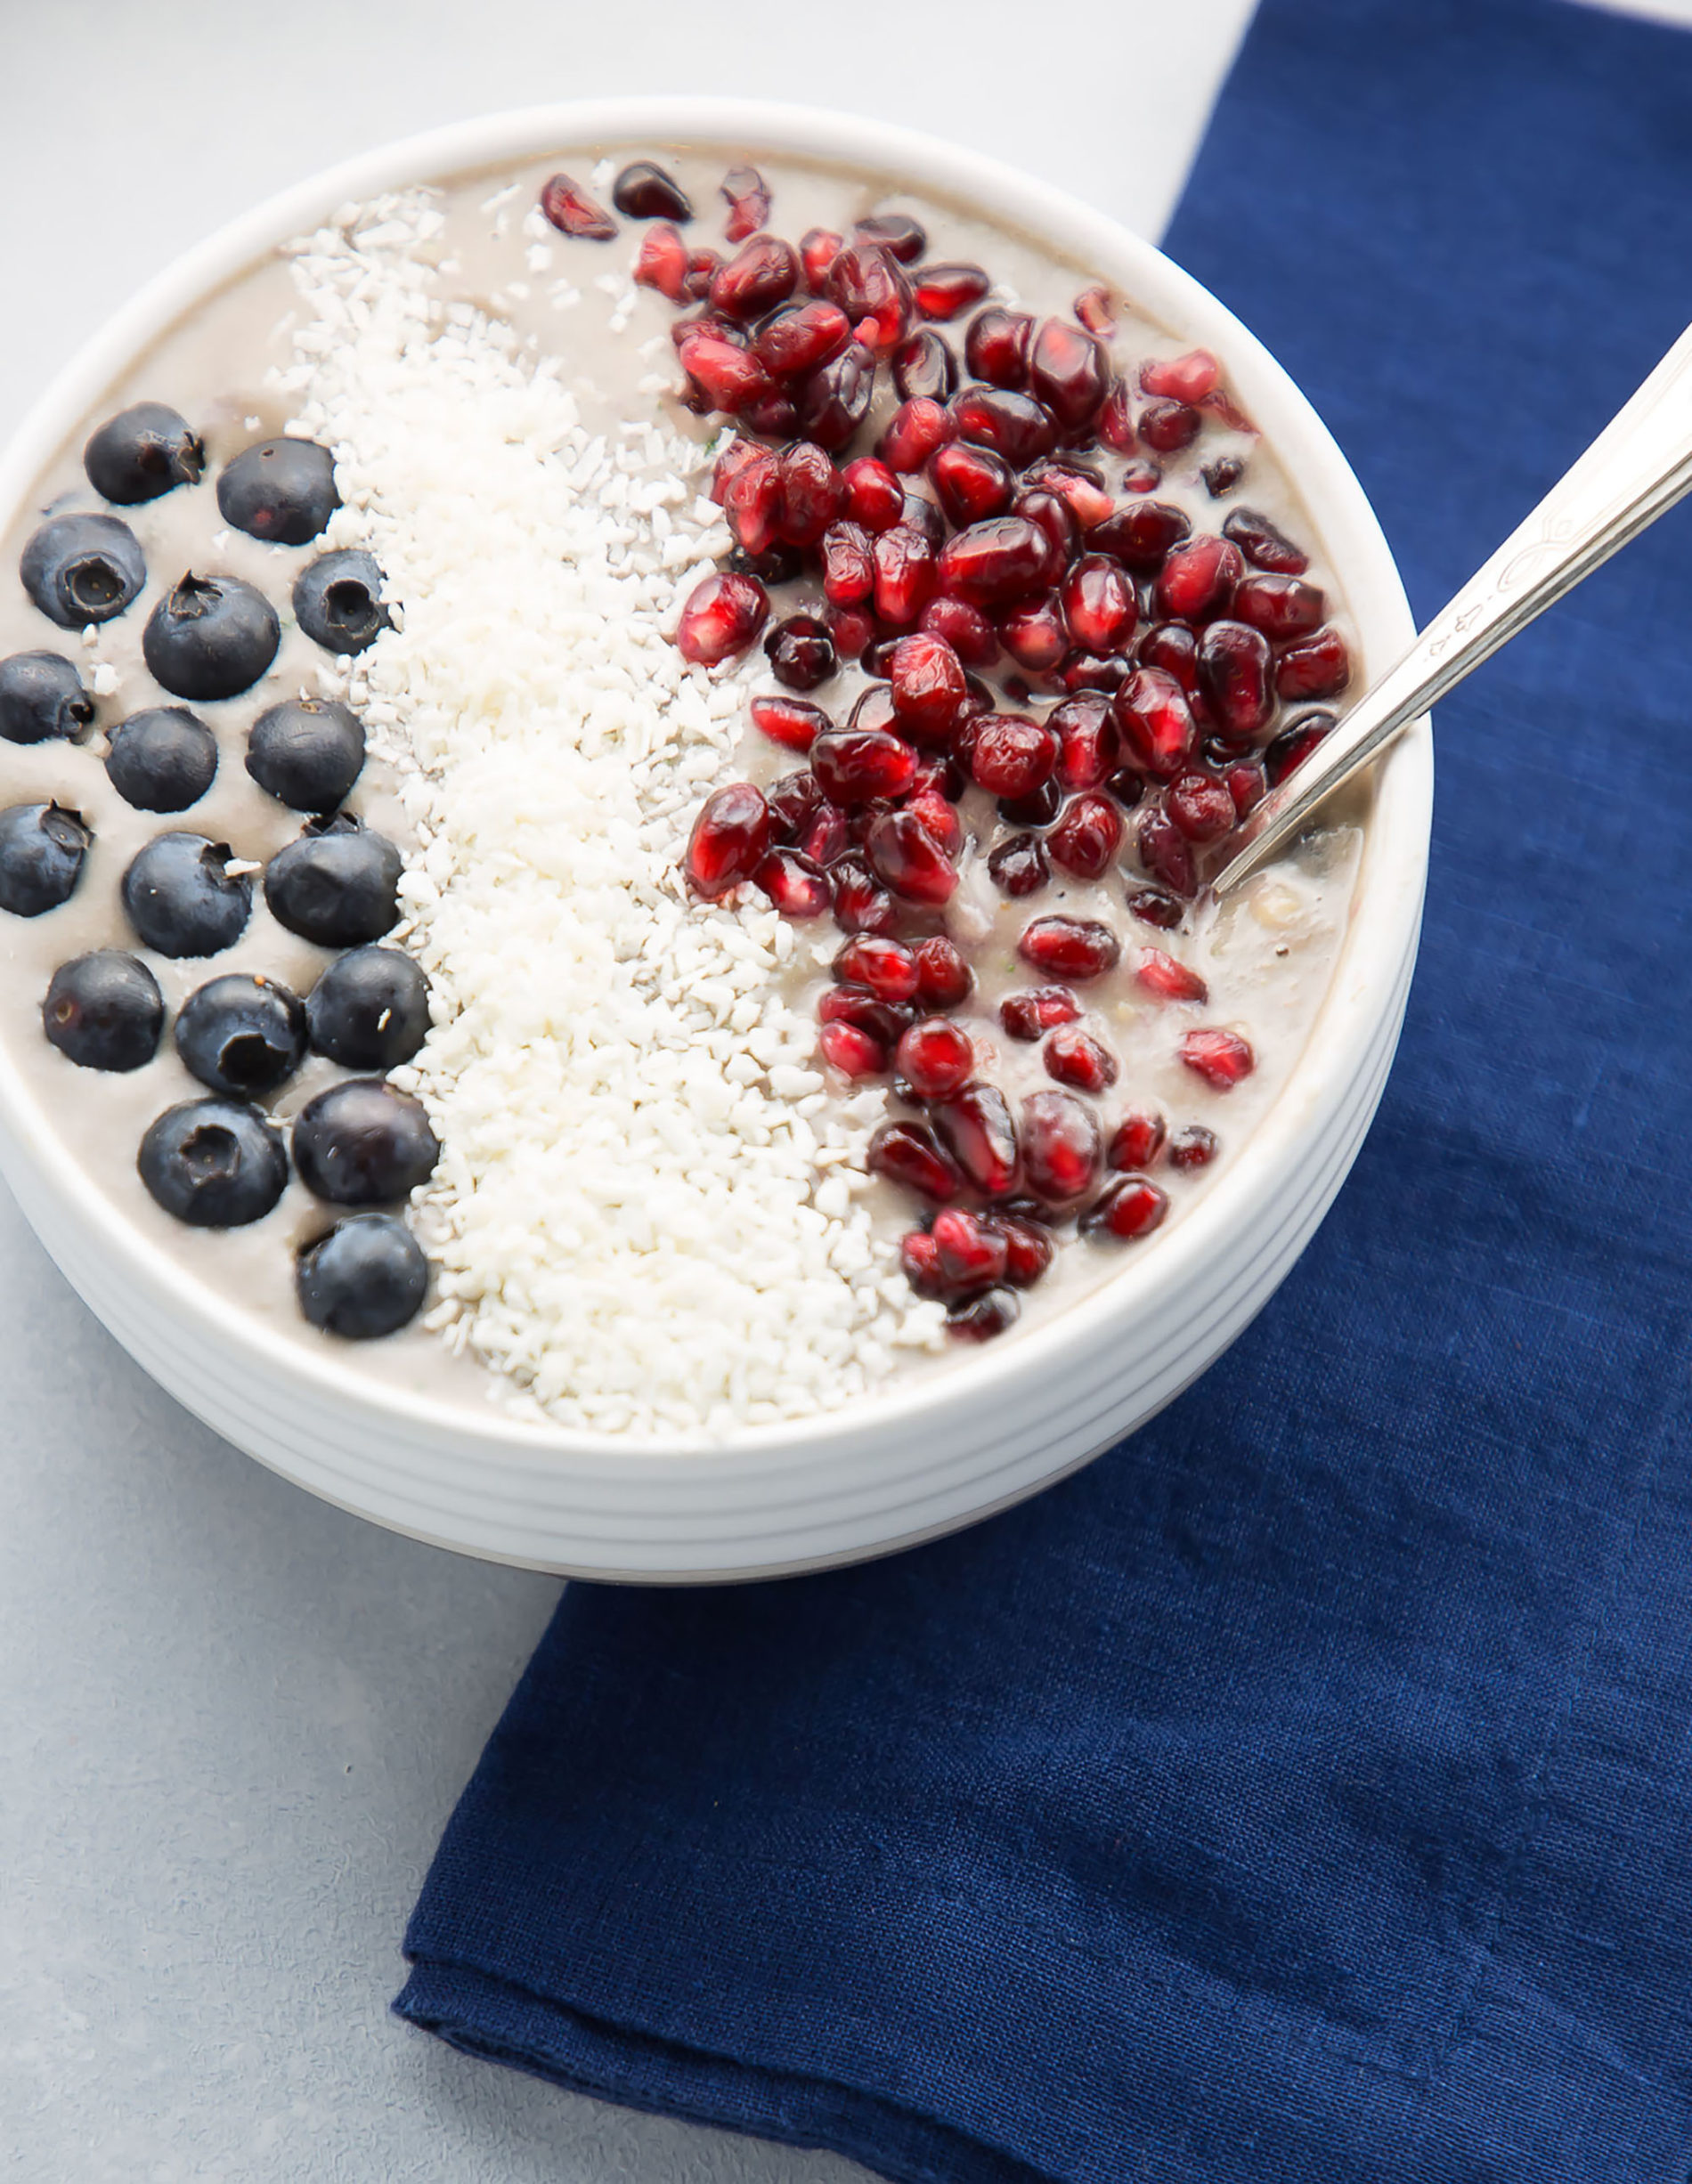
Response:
[611,162,691,222]
[932,1207,1009,1288]
[886,630,967,740]
[1275,628,1352,700]
[720,165,771,243]
[1126,885,1185,930]
[1139,349,1220,403]
[756,848,830,918]
[948,1288,1021,1340]
[991,1214,1050,1290]
[969,715,1059,798]
[1223,759,1266,815]
[1204,456,1246,498]
[1199,621,1274,738]
[679,331,775,415]
[949,386,1059,467]
[685,782,769,896]
[710,234,801,321]
[1109,1110,1167,1170]
[1180,1027,1255,1090]
[633,222,689,300]
[899,1230,951,1298]
[763,615,836,694]
[1014,483,1077,568]
[1047,792,1123,879]
[750,694,828,752]
[914,936,972,1010]
[1139,399,1200,452]
[869,1121,964,1204]
[722,455,779,554]
[1156,536,1243,624]
[766,769,822,841]
[937,516,1052,609]
[754,300,852,378]
[826,605,876,662]
[797,344,875,451]
[999,986,1079,1041]
[856,213,926,264]
[866,810,957,905]
[1088,499,1191,572]
[1265,712,1334,785]
[988,832,1049,897]
[1062,556,1136,654]
[816,986,909,1043]
[900,491,946,548]
[1021,1089,1102,1203]
[1028,462,1114,532]
[684,251,723,299]
[1079,1176,1168,1241]
[933,1084,1020,1196]
[1137,620,1200,694]
[539,173,616,240]
[1232,573,1325,640]
[1044,1025,1117,1093]
[1050,695,1119,789]
[1017,916,1119,980]
[830,857,898,937]
[964,307,1032,387]
[998,778,1062,834]
[907,792,962,857]
[1136,806,1197,897]
[709,437,764,504]
[1135,946,1208,1003]
[801,226,843,290]
[1223,507,1308,574]
[915,262,991,321]
[675,572,768,665]
[1165,773,1237,845]
[812,729,919,805]
[814,523,871,608]
[1074,284,1116,335]
[801,804,850,866]
[918,595,997,667]
[878,397,955,474]
[834,934,917,999]
[1113,666,1196,778]
[1097,382,1138,453]
[930,442,1013,527]
[818,1020,886,1078]
[895,1017,974,1100]
[837,457,902,533]
[740,391,800,438]
[872,524,938,627]
[827,242,913,353]
[1167,1123,1219,1170]
[892,329,959,402]
[999,598,1068,675]
[771,441,847,545]
[1029,319,1111,428]
[1058,647,1129,694]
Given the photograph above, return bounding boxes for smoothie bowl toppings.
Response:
[0,147,1360,1440]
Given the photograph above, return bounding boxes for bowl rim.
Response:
[0,95,1431,1472]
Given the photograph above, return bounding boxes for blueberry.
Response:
[293,1078,439,1205]
[305,946,430,1069]
[245,698,364,812]
[297,1213,429,1338]
[121,832,252,957]
[0,651,93,743]
[0,802,91,916]
[216,437,339,546]
[138,1097,288,1227]
[264,816,401,947]
[142,572,280,702]
[104,706,217,813]
[293,550,389,655]
[43,951,163,1071]
[20,513,145,628]
[174,972,305,1097]
[83,402,204,505]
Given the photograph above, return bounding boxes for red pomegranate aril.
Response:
[932,1207,1009,1289]
[913,935,972,1011]
[1097,381,1138,453]
[1180,1027,1255,1090]
[837,457,902,533]
[1109,1110,1167,1171]
[1126,884,1186,930]
[801,804,849,866]
[1062,556,1137,654]
[855,213,926,264]
[907,792,961,857]
[1021,1089,1102,1203]
[633,221,689,301]
[1204,456,1246,498]
[756,848,830,919]
[1135,946,1208,1003]
[895,1018,975,1100]
[899,1230,949,1299]
[938,516,1052,610]
[1135,805,1198,897]
[1029,319,1112,429]
[612,160,692,223]
[1029,461,1115,532]
[709,437,764,503]
[1050,695,1119,789]
[827,242,913,353]
[1275,628,1352,700]
[1088,499,1191,572]
[933,1084,1020,1197]
[1265,711,1334,785]
[1044,1025,1118,1093]
[1223,759,1266,816]
[830,857,899,937]
[1104,767,1145,810]
[998,775,1062,828]
[1165,772,1238,845]
[870,1121,964,1205]
[710,234,801,321]
[999,598,1068,675]
[1079,1176,1168,1241]
[1199,621,1275,738]
[950,386,1059,467]
[964,307,1033,387]
[812,728,919,805]
[887,631,967,739]
[915,263,992,321]
[769,440,845,546]
[826,605,875,662]
[819,522,874,607]
[899,490,946,549]
[998,1214,1054,1290]
[878,397,956,474]
[999,986,1079,1041]
[766,768,821,842]
[741,391,800,438]
[1137,620,1201,694]
[1223,506,1309,574]
[1113,666,1196,778]
[1062,650,1129,700]
[679,332,775,416]
[723,455,780,554]
[918,595,997,667]
[818,1020,887,1079]
[685,782,769,897]
[797,344,875,451]
[1139,398,1201,452]
[930,442,1013,527]
[872,524,938,627]
[684,250,723,300]
[948,1287,1021,1340]
[969,714,1060,798]
[988,832,1049,897]
[754,300,852,378]
[764,613,836,693]
[865,810,957,905]
[1017,916,1119,980]
[1074,284,1115,335]
[720,165,771,242]
[801,225,843,290]
[1156,536,1243,624]
[816,987,910,1043]
[750,694,829,752]
[1047,792,1123,880]
[834,934,918,1002]
[1167,1123,1219,1171]
[675,572,769,665]
[539,173,617,240]
[1140,349,1220,403]
[892,329,959,403]
[1232,572,1326,640]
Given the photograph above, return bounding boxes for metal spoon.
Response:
[1208,317,1692,895]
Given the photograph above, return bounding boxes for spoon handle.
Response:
[1209,316,1692,895]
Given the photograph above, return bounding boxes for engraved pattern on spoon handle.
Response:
[1210,316,1692,894]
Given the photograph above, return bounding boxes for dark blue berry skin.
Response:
[43,951,163,1071]
[216,437,339,545]
[297,1212,428,1338]
[142,572,280,701]
[293,550,389,654]
[0,652,93,743]
[20,514,146,628]
[84,402,204,505]
[0,802,92,916]
[246,698,364,812]
[305,946,430,1069]
[264,817,400,947]
[121,832,252,957]
[104,707,217,813]
[138,1097,288,1227]
[293,1078,439,1205]
[174,973,305,1098]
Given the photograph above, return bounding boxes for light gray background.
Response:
[1,4,1683,2180]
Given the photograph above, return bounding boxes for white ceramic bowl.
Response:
[0,100,1429,1581]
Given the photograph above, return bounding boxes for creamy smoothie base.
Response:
[0,145,1363,1441]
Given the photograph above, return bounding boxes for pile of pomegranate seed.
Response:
[543,158,1347,1340]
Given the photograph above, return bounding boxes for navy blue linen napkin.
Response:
[395,4,1692,2177]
